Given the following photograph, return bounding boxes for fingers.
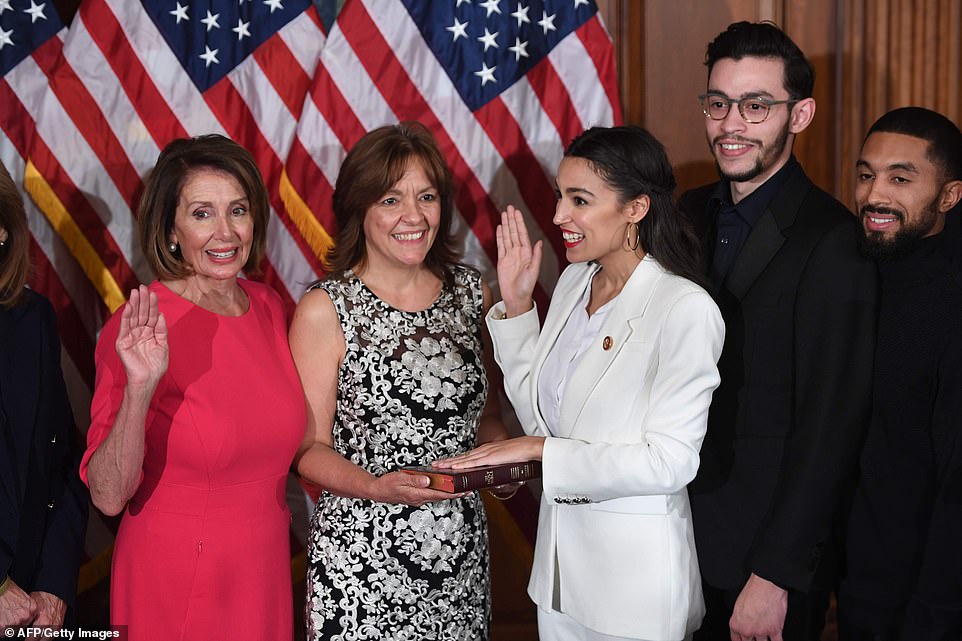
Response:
[511,206,532,249]
[155,310,169,346]
[118,296,133,340]
[146,288,160,328]
[121,285,154,330]
[505,206,521,249]
[496,220,506,260]
[496,206,530,251]
[531,240,543,273]
[135,285,151,328]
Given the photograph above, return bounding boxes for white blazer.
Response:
[487,256,724,640]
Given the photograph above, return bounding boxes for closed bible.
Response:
[400,461,542,493]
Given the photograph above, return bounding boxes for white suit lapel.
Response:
[556,257,663,437]
[527,263,598,434]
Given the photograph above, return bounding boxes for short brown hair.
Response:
[139,134,269,280]
[0,160,30,308]
[326,122,461,279]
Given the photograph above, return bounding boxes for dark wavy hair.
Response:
[565,126,706,287]
[138,134,269,280]
[325,122,460,282]
[866,107,962,182]
[705,21,815,100]
[0,160,30,308]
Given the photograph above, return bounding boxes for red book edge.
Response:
[399,460,542,493]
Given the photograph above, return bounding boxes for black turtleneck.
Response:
[840,232,962,639]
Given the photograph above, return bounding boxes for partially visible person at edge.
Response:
[438,125,725,641]
[289,121,510,640]
[838,107,962,641]
[678,21,878,641]
[0,160,87,631]
[81,135,305,639]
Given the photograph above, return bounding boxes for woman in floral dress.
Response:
[289,122,510,640]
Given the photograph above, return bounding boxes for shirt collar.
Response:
[709,155,800,227]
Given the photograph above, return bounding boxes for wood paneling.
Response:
[783,0,841,198]
[610,1,962,204]
[597,0,646,126]
[639,1,755,194]
[838,0,962,203]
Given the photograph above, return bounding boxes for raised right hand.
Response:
[116,285,168,387]
[496,205,542,317]
[368,471,466,507]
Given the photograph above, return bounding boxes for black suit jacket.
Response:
[0,289,88,608]
[681,163,878,593]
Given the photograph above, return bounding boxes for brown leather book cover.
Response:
[400,461,542,493]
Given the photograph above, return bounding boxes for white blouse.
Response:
[537,276,617,436]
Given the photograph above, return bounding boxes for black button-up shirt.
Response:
[708,156,799,291]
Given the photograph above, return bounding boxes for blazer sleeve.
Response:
[542,290,724,502]
[0,348,18,582]
[31,299,88,607]
[749,219,878,590]
[485,302,548,437]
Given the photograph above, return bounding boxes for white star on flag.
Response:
[24,0,46,23]
[538,11,556,34]
[511,4,530,27]
[201,10,220,31]
[508,37,528,61]
[199,44,219,66]
[479,0,501,18]
[446,17,468,42]
[169,3,188,23]
[474,61,496,85]
[232,18,251,40]
[477,27,498,51]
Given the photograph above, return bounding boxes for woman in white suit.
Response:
[437,126,724,641]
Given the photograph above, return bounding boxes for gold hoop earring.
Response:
[624,223,640,252]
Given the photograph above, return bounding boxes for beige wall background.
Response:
[597,0,962,210]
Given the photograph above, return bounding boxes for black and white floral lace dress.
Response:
[305,265,491,641]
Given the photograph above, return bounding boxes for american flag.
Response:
[6,0,327,588]
[0,3,100,413]
[23,0,327,329]
[4,0,620,589]
[284,0,622,300]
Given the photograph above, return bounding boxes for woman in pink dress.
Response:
[81,135,305,640]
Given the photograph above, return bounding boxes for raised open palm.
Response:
[496,205,543,315]
[116,285,168,387]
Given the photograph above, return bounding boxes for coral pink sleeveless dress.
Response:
[82,280,304,640]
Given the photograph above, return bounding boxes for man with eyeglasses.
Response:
[679,21,878,641]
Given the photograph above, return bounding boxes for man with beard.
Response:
[838,107,962,641]
[679,21,878,641]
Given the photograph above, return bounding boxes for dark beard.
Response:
[857,201,940,260]
[714,123,791,183]
[857,225,929,260]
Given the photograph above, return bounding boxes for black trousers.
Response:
[694,581,830,641]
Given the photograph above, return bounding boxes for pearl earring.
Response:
[169,242,178,253]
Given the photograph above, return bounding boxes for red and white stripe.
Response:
[29,0,328,310]
[285,0,621,300]
[1,29,100,406]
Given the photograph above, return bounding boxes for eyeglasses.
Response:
[698,93,798,124]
